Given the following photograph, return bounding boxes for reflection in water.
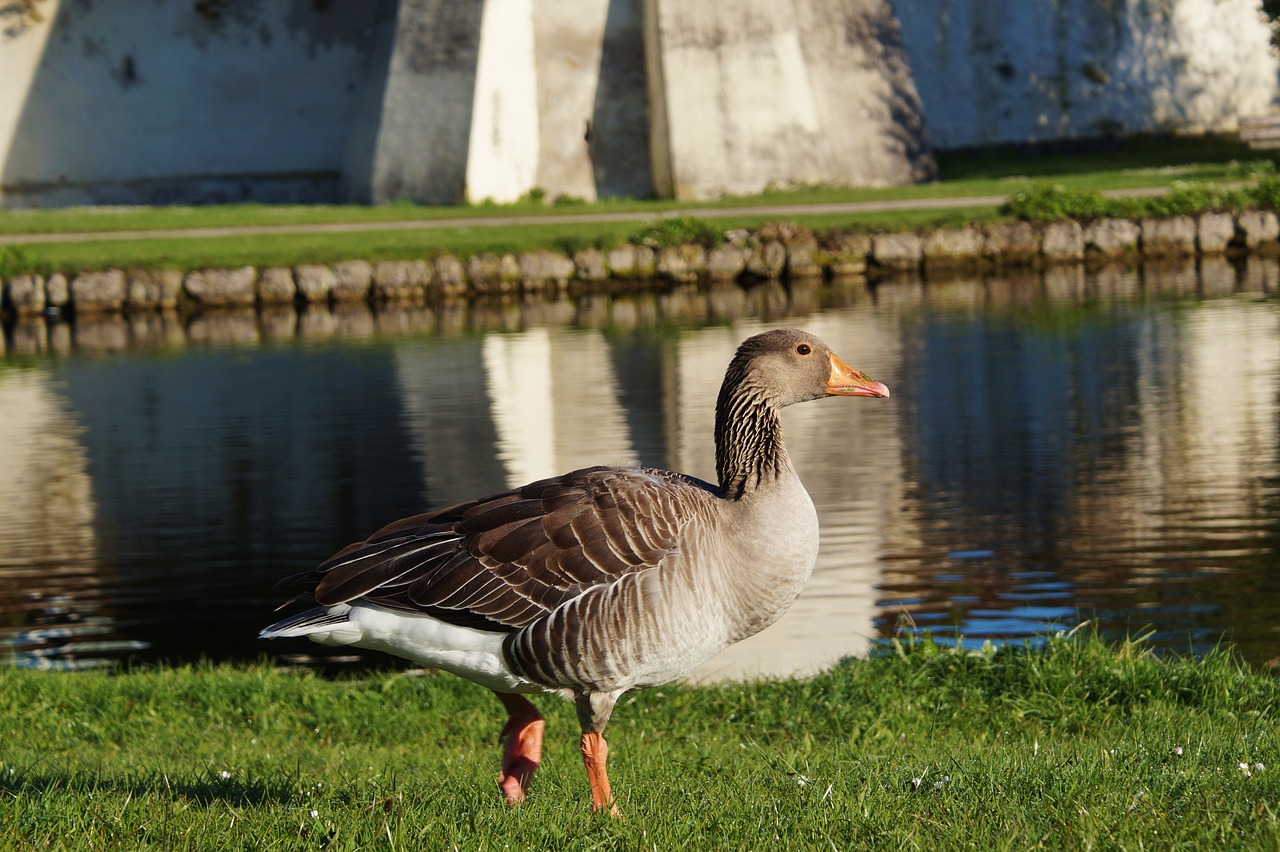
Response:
[879,260,1280,665]
[482,328,638,487]
[0,369,124,668]
[1,257,1279,676]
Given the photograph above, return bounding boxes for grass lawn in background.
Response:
[0,133,1275,276]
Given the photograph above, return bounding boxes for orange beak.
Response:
[826,353,890,398]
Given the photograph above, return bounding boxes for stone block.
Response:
[5,274,45,315]
[573,248,609,282]
[745,240,787,279]
[184,266,257,307]
[1237,210,1280,248]
[656,245,706,283]
[1084,218,1141,257]
[467,254,514,294]
[257,267,297,304]
[922,226,983,268]
[71,269,128,312]
[517,250,576,292]
[707,245,749,281]
[126,269,182,310]
[295,264,337,303]
[785,237,823,279]
[1041,220,1085,262]
[1140,216,1197,256]
[432,255,468,297]
[983,221,1040,264]
[607,245,656,278]
[331,260,373,301]
[872,231,924,271]
[45,273,69,309]
[373,260,430,302]
[826,233,871,278]
[1197,212,1237,255]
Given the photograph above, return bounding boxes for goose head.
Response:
[723,328,890,409]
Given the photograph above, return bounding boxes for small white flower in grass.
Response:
[933,775,951,791]
[1255,763,1265,773]
[310,809,319,819]
[1173,747,1183,756]
[1240,763,1253,778]
[795,775,809,787]
[219,771,231,780]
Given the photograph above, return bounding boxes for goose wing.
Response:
[272,466,717,632]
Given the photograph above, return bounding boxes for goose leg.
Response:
[576,691,622,815]
[580,731,618,814]
[495,692,544,804]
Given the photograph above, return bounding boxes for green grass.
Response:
[0,134,1275,277]
[1,632,1276,849]
[0,134,1265,234]
[932,132,1269,185]
[0,207,1009,278]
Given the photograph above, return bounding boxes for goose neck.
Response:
[714,381,789,500]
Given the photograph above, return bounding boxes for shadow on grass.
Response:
[0,767,327,808]
[936,132,1271,181]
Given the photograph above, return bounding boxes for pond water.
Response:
[2,257,1279,678]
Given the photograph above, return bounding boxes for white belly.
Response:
[310,603,543,694]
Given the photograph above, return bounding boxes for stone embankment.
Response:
[3,212,1279,318]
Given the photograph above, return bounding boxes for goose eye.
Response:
[796,343,812,356]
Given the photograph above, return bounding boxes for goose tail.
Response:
[259,604,354,641]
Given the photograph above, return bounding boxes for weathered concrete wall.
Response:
[531,0,651,202]
[345,0,484,205]
[646,0,934,199]
[347,0,651,205]
[2,0,1278,208]
[898,0,1280,148]
[0,0,387,207]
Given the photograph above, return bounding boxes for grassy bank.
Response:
[0,134,1275,278]
[1,633,1276,849]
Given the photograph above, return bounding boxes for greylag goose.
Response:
[260,328,889,812]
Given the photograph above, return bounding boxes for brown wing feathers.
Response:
[274,467,707,633]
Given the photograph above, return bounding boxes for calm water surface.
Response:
[2,259,1279,677]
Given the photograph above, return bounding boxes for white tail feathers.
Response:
[258,604,352,640]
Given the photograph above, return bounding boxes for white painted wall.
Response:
[465,0,540,203]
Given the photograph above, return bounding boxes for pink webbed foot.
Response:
[581,731,620,816]
[496,693,545,804]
